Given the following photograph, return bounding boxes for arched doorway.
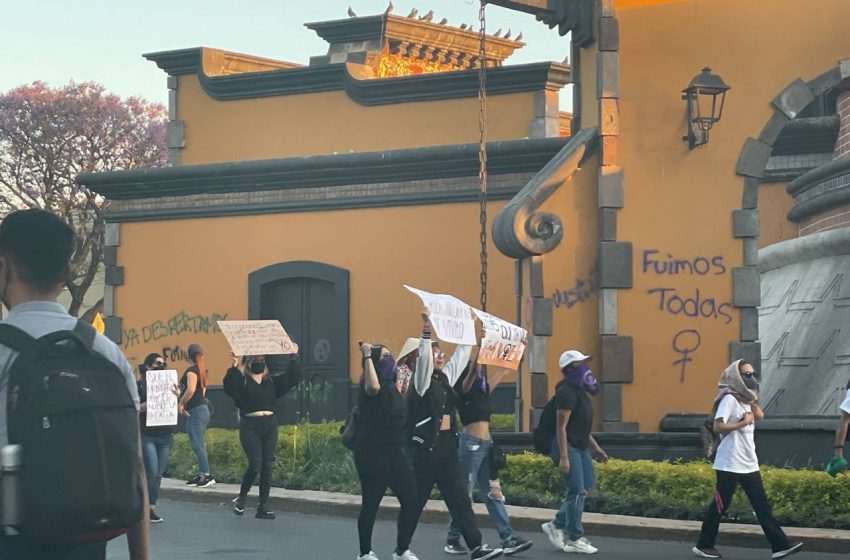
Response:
[248,261,350,423]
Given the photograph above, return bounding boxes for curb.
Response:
[159,479,850,554]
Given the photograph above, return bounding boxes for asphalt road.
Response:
[107,498,843,560]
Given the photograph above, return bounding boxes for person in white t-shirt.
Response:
[692,360,803,560]
[831,380,850,464]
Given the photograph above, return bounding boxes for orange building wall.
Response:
[758,182,797,248]
[176,75,542,164]
[616,0,849,430]
[114,201,516,383]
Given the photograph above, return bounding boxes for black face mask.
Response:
[250,362,266,374]
[151,363,166,371]
[743,375,759,391]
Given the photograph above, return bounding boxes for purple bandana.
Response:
[565,362,600,395]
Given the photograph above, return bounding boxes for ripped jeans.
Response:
[550,440,595,541]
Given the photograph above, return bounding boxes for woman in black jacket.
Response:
[223,353,301,519]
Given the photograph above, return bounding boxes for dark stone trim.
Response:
[79,137,568,201]
[103,246,118,267]
[729,341,761,373]
[602,383,622,422]
[104,186,522,223]
[787,186,850,223]
[740,307,759,342]
[732,267,760,307]
[104,266,124,287]
[735,138,772,179]
[597,241,633,289]
[732,209,759,238]
[144,48,570,106]
[601,421,639,433]
[531,298,553,336]
[771,116,838,156]
[104,316,122,345]
[757,111,791,147]
[787,156,850,196]
[600,335,633,383]
[771,78,816,120]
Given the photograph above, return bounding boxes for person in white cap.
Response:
[541,350,607,555]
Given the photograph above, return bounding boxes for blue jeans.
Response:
[550,440,595,541]
[447,433,514,543]
[186,404,210,473]
[142,432,174,506]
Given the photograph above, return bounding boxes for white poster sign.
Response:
[404,285,477,346]
[473,308,527,370]
[146,369,179,427]
[217,320,299,355]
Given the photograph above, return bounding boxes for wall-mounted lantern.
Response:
[682,67,730,149]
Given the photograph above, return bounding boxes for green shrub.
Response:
[168,424,850,529]
[490,414,516,431]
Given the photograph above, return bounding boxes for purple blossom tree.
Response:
[0,81,167,316]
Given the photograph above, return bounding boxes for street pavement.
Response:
[107,498,847,560]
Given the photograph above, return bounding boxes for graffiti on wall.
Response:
[552,268,597,310]
[122,310,229,350]
[642,249,730,383]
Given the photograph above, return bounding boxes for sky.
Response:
[0,0,572,108]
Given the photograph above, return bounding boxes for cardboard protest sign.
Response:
[217,320,299,355]
[473,308,527,370]
[146,369,179,427]
[404,285,477,346]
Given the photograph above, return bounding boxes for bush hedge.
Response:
[167,423,850,529]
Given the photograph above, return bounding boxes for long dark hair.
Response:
[139,353,162,376]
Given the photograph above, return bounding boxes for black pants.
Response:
[238,415,278,506]
[412,431,483,550]
[354,443,419,555]
[696,470,790,552]
[0,537,106,560]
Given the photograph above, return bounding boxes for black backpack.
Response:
[700,399,724,461]
[0,321,143,542]
[532,396,557,454]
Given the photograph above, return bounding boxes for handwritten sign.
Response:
[473,309,527,370]
[146,369,178,427]
[404,285,476,346]
[217,320,299,355]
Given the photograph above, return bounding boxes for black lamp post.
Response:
[682,67,730,149]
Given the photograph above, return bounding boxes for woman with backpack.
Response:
[443,364,532,556]
[179,343,215,488]
[692,360,803,560]
[223,352,301,520]
[541,350,608,555]
[137,353,178,523]
[351,341,419,560]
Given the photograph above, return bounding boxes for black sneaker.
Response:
[196,474,216,488]
[232,496,245,516]
[502,536,532,556]
[444,540,467,555]
[149,508,163,523]
[471,545,503,560]
[255,505,276,520]
[186,474,201,485]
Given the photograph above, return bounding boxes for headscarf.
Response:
[564,361,600,396]
[716,359,758,404]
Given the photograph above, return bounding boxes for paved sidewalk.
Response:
[160,479,850,554]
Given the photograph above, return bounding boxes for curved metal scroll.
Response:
[491,126,598,259]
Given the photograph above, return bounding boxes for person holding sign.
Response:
[136,353,178,524]
[408,308,503,560]
[178,343,215,488]
[352,342,419,560]
[444,364,532,556]
[223,352,301,520]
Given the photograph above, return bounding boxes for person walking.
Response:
[408,308,502,560]
[223,352,301,520]
[541,350,608,555]
[827,377,850,475]
[352,341,420,560]
[137,353,178,524]
[179,343,215,487]
[692,360,803,559]
[444,364,532,555]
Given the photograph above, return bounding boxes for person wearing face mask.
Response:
[353,341,419,560]
[692,360,803,560]
[408,309,503,560]
[223,352,301,520]
[137,353,178,524]
[541,350,608,555]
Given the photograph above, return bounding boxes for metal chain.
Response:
[477,0,488,312]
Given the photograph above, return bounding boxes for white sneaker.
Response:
[393,550,420,560]
[541,522,566,551]
[357,553,380,560]
[565,538,597,554]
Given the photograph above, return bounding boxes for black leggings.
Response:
[354,444,420,555]
[238,415,278,506]
[697,469,790,552]
[412,432,483,550]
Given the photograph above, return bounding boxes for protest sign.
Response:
[473,308,527,370]
[217,320,299,355]
[146,369,179,427]
[404,285,477,346]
